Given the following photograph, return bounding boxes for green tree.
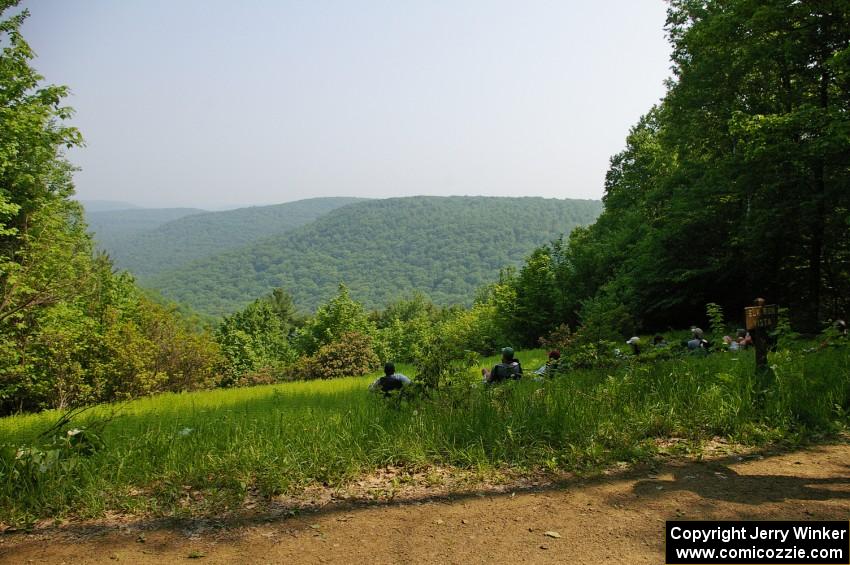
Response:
[518,0,849,333]
[372,293,438,362]
[294,284,376,355]
[266,287,303,330]
[660,0,850,329]
[510,246,557,346]
[214,294,297,383]
[1,2,85,327]
[0,3,222,413]
[0,2,81,223]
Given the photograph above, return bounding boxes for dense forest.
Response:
[497,0,849,336]
[147,196,603,316]
[88,197,364,278]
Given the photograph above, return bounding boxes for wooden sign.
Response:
[745,304,778,331]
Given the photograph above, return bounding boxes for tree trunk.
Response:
[804,63,830,333]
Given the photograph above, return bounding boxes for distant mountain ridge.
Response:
[92,197,366,277]
[86,208,207,244]
[78,199,142,212]
[147,196,603,316]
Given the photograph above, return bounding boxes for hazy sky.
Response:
[19,1,671,209]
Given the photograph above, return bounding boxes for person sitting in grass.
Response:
[686,336,711,352]
[736,328,752,347]
[369,362,411,396]
[533,350,561,377]
[482,347,523,384]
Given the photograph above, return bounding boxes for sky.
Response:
[18,1,671,209]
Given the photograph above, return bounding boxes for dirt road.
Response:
[2,441,849,564]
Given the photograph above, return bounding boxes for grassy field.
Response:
[1,345,848,526]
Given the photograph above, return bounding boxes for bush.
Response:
[539,323,574,352]
[214,296,297,385]
[413,331,479,389]
[564,341,620,369]
[294,284,377,356]
[374,315,434,363]
[439,301,509,356]
[292,331,379,380]
[575,289,635,345]
[234,368,280,387]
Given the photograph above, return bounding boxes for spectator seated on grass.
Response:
[723,335,740,351]
[685,337,711,353]
[482,347,523,384]
[736,328,753,348]
[533,350,561,378]
[653,334,668,348]
[369,362,411,397]
[626,336,641,355]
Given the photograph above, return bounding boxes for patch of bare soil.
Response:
[2,439,849,564]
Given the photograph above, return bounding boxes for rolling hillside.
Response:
[79,199,142,212]
[86,207,206,243]
[148,196,603,316]
[93,197,365,277]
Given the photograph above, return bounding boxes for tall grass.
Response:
[1,346,848,524]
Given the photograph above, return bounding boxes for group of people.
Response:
[481,347,563,384]
[690,326,754,352]
[722,328,754,351]
[368,347,563,395]
[622,327,754,356]
[370,318,847,395]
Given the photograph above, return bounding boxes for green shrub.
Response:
[294,331,379,380]
[575,289,634,345]
[214,292,299,385]
[539,323,574,352]
[294,284,377,356]
[234,368,280,387]
[413,332,479,389]
[706,302,726,341]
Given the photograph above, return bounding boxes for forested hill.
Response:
[148,196,603,316]
[86,207,206,243]
[92,197,365,277]
[79,199,142,212]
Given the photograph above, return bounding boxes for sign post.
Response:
[745,298,778,372]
